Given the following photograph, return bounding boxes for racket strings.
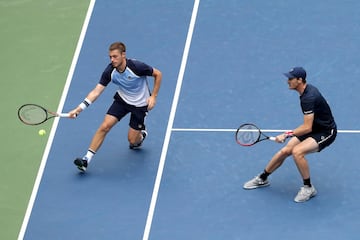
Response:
[18,105,47,125]
[236,124,261,145]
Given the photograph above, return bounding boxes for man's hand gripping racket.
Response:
[235,123,293,146]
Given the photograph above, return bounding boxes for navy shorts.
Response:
[107,93,148,130]
[296,128,337,152]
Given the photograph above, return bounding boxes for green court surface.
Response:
[0,1,90,239]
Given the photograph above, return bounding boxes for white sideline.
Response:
[17,1,96,239]
[142,0,201,239]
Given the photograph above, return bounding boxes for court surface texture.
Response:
[9,0,360,239]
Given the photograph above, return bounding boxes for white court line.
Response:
[142,0,200,239]
[172,128,360,133]
[17,1,96,239]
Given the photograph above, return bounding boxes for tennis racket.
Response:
[18,104,70,125]
[235,123,276,146]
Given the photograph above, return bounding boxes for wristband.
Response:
[284,131,294,138]
[79,98,92,110]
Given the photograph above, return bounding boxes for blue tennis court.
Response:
[19,0,360,239]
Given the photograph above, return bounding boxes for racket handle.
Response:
[269,137,276,141]
[58,113,71,117]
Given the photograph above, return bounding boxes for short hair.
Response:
[109,42,126,53]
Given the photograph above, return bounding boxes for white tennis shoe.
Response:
[294,185,317,203]
[243,175,270,189]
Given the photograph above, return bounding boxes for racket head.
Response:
[18,104,49,125]
[235,123,262,146]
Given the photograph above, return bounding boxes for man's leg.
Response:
[128,107,148,149]
[292,137,318,181]
[243,137,300,189]
[74,114,118,171]
[89,114,119,153]
[265,137,300,173]
[128,128,147,149]
[128,128,143,145]
[292,137,319,202]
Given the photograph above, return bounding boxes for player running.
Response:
[69,42,162,172]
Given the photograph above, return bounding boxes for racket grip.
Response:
[269,137,276,141]
[58,113,71,117]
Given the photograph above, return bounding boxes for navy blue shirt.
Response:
[300,84,336,132]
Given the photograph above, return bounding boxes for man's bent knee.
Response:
[279,146,293,157]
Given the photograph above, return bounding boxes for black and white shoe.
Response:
[74,158,88,172]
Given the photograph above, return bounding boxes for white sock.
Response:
[84,149,96,163]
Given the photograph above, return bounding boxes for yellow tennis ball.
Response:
[38,129,46,136]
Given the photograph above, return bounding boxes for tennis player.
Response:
[243,67,337,202]
[69,42,162,172]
